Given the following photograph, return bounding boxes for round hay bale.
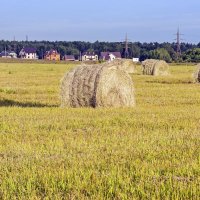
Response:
[60,64,135,108]
[194,64,200,83]
[142,59,169,76]
[104,59,135,74]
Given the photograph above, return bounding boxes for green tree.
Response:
[182,48,200,62]
[149,48,172,62]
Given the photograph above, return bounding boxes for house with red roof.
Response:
[63,55,75,61]
[45,50,60,61]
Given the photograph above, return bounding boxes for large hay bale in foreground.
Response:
[105,59,136,73]
[142,59,169,76]
[194,64,200,83]
[61,64,135,108]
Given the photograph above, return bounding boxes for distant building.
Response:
[100,52,121,61]
[0,51,17,59]
[0,51,11,58]
[133,58,139,62]
[9,51,17,58]
[19,47,38,59]
[45,50,60,61]
[63,55,75,61]
[81,52,98,61]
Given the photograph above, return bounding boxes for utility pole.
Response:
[26,35,28,42]
[175,28,183,59]
[124,33,129,59]
[13,36,16,53]
[41,49,43,60]
[5,46,7,58]
[79,51,82,61]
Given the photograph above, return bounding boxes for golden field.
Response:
[0,62,199,199]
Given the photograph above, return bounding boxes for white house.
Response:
[100,52,122,61]
[81,52,98,61]
[19,47,38,59]
[108,53,116,61]
[9,51,17,58]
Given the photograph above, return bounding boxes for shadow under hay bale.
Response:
[142,59,169,76]
[194,64,200,83]
[60,63,135,108]
[0,99,57,107]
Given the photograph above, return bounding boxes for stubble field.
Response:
[0,61,200,199]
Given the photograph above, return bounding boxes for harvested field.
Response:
[0,62,199,199]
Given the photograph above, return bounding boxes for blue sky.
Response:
[1,0,200,43]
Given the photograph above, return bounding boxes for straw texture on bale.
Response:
[194,64,200,83]
[61,64,135,108]
[142,59,169,76]
[105,59,136,73]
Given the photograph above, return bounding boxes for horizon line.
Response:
[0,39,199,45]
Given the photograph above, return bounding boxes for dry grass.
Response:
[0,62,199,199]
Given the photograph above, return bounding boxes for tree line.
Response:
[0,40,200,62]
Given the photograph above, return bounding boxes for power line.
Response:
[174,28,184,58]
[121,33,131,59]
[124,33,129,58]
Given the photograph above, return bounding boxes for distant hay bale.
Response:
[105,59,136,73]
[142,59,169,76]
[60,64,135,108]
[194,64,200,83]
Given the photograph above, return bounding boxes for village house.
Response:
[100,52,121,61]
[9,51,18,58]
[0,51,11,58]
[81,52,98,61]
[0,51,17,58]
[45,50,60,61]
[0,51,10,58]
[19,47,38,59]
[63,55,75,61]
